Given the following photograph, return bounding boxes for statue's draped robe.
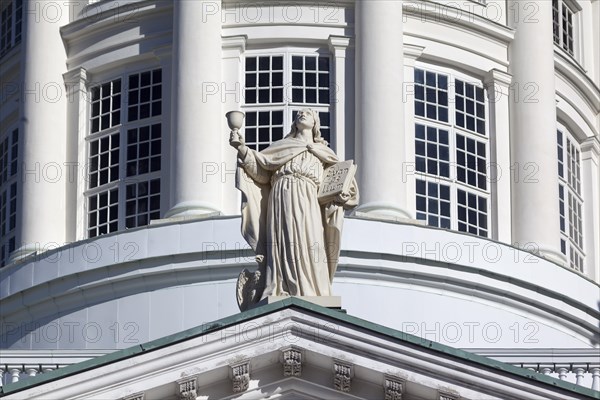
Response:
[236,137,358,299]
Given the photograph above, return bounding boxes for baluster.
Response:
[573,366,585,386]
[0,366,5,387]
[9,367,21,383]
[540,366,553,375]
[590,367,600,391]
[556,366,569,381]
[25,367,38,377]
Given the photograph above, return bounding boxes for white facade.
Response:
[0,0,599,396]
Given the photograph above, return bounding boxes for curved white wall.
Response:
[1,217,598,350]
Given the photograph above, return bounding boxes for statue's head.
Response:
[286,108,327,144]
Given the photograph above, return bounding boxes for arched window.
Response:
[86,68,163,238]
[557,125,584,271]
[413,65,490,238]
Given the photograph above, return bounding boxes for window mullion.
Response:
[118,121,127,231]
[284,51,291,128]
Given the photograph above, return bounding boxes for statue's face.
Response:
[295,109,315,130]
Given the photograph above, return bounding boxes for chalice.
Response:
[226,111,245,147]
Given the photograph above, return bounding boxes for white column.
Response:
[508,0,563,263]
[581,137,599,282]
[328,35,351,161]
[484,69,513,243]
[166,0,223,218]
[12,1,70,262]
[354,0,412,219]
[221,35,246,216]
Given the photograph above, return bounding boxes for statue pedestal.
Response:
[256,296,342,309]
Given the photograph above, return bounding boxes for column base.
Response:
[535,246,568,267]
[165,201,222,219]
[8,243,40,265]
[513,242,567,267]
[352,201,414,221]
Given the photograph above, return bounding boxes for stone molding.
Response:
[231,361,250,393]
[384,376,404,400]
[122,392,144,400]
[333,360,352,392]
[176,376,197,400]
[281,347,302,377]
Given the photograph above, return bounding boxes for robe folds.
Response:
[236,137,358,299]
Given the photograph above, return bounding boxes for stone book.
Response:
[318,160,357,205]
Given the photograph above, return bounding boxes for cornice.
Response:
[403,0,515,44]
[554,50,600,115]
[1,304,597,399]
[60,1,172,49]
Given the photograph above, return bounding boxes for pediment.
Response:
[1,299,596,399]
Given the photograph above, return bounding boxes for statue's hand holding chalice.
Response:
[226,111,245,150]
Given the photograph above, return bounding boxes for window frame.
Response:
[413,63,491,238]
[241,47,333,152]
[0,126,19,266]
[84,67,165,239]
[552,0,581,60]
[0,0,22,58]
[556,123,585,272]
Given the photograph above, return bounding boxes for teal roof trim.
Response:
[1,297,599,398]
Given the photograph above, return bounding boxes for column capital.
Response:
[62,67,88,103]
[484,68,512,88]
[328,35,352,56]
[484,69,512,103]
[403,44,425,65]
[152,45,173,61]
[581,135,600,156]
[222,35,247,59]
[63,67,88,85]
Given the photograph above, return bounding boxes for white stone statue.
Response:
[228,108,359,310]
